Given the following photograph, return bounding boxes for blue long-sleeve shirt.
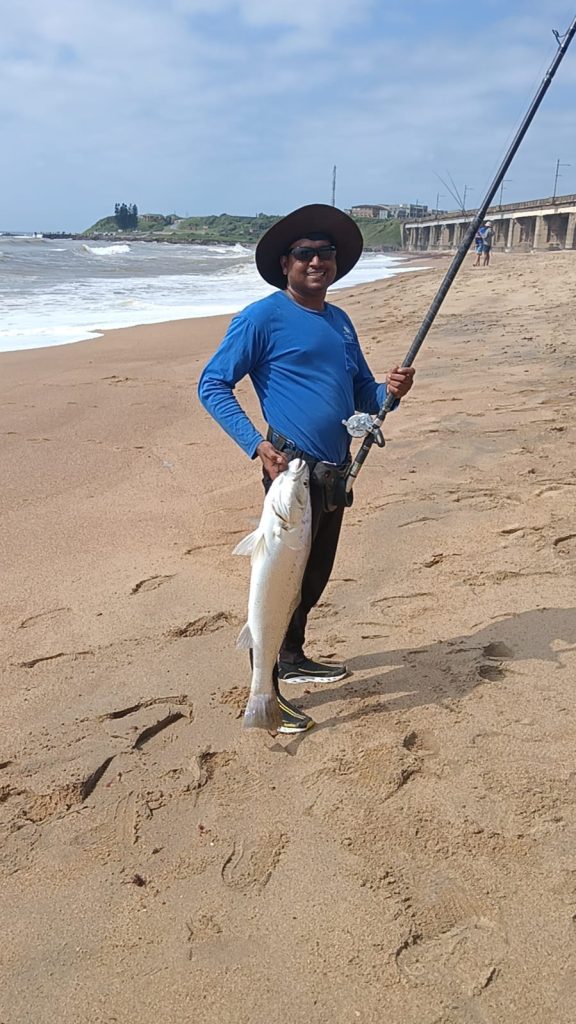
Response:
[198,290,390,465]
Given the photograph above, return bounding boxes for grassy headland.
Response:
[82,212,403,249]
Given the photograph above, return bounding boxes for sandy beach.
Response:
[1,249,575,1023]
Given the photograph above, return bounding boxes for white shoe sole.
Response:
[277,721,315,734]
[280,672,347,685]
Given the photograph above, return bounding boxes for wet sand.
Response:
[1,250,575,1023]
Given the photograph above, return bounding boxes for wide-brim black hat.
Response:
[255,204,364,290]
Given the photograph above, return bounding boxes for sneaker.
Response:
[276,691,315,734]
[278,656,348,685]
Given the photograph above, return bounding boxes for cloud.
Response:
[171,0,378,34]
[1,1,575,229]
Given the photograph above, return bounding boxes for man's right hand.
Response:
[256,441,289,479]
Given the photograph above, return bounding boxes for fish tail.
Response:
[243,693,282,731]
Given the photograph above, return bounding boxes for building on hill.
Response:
[349,204,391,219]
[350,203,428,220]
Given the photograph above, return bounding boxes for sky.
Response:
[2,0,576,232]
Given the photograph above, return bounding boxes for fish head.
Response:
[270,458,310,531]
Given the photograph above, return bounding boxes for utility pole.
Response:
[498,178,512,207]
[462,184,473,211]
[435,192,445,217]
[552,158,570,200]
[332,165,337,207]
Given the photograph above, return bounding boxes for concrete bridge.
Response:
[403,193,576,252]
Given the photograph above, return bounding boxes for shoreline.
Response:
[0,249,435,361]
[1,244,427,358]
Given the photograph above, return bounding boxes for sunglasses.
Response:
[287,244,337,262]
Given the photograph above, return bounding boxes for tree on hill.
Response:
[114,202,138,230]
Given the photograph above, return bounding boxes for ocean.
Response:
[0,236,420,353]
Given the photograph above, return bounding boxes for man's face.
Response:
[280,236,338,300]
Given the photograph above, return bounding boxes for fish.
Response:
[233,459,312,730]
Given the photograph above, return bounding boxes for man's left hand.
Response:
[386,365,415,399]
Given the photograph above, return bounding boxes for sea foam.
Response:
[81,243,131,256]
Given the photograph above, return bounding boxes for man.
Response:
[482,220,493,266]
[198,204,414,733]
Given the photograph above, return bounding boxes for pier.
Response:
[403,193,576,252]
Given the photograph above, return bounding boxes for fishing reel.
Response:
[310,416,387,513]
[342,413,386,447]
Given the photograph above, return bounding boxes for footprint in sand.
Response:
[186,913,223,958]
[2,755,115,825]
[18,607,71,630]
[402,730,440,757]
[476,640,514,682]
[100,695,193,751]
[482,641,514,660]
[395,872,506,1001]
[130,575,175,595]
[303,738,422,822]
[553,533,576,558]
[220,831,288,893]
[18,649,93,669]
[215,686,250,719]
[100,694,190,722]
[193,750,237,791]
[132,712,188,750]
[396,919,503,999]
[168,611,240,637]
[535,484,569,498]
[477,663,506,682]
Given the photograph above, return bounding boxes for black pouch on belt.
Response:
[311,461,354,513]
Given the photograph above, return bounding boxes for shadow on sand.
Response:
[282,606,576,743]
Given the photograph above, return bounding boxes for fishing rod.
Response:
[340,13,576,501]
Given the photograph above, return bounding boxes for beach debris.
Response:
[234,459,312,730]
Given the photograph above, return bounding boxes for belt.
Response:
[266,427,318,469]
[266,426,350,472]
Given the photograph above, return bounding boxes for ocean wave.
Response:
[82,243,131,256]
[198,243,252,258]
[0,247,420,353]
[200,244,233,254]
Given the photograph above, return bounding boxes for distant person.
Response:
[482,220,493,266]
